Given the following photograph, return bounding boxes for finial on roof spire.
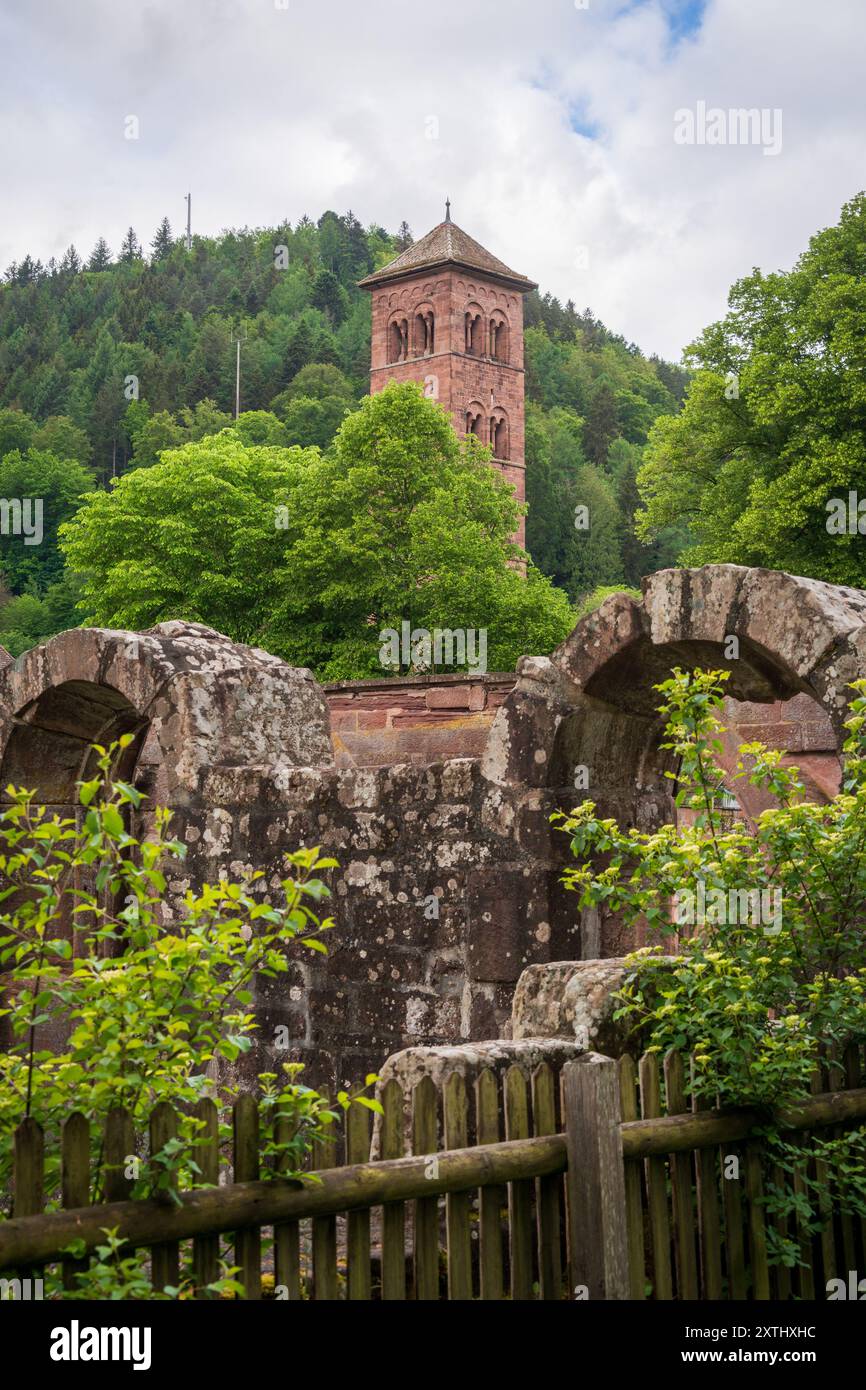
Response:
[445,197,451,223]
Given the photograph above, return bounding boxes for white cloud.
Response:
[0,0,864,358]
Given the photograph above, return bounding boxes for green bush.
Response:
[0,737,377,1297]
[555,668,866,1266]
[574,584,641,621]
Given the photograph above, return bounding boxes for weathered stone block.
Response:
[371,1038,586,1153]
[512,957,675,1055]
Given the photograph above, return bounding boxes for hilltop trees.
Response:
[87,238,112,271]
[0,210,397,479]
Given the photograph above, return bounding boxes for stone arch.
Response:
[464,303,484,356]
[489,310,510,363]
[0,621,334,812]
[479,565,866,958]
[0,622,333,1051]
[412,302,435,357]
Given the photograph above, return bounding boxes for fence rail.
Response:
[617,1042,866,1301]
[0,1136,569,1269]
[2,1048,866,1300]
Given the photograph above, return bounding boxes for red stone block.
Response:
[425,685,472,710]
[356,709,389,730]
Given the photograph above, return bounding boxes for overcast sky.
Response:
[1,0,863,360]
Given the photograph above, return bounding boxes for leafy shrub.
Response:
[555,668,866,1265]
[0,737,376,1296]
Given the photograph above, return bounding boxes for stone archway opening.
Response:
[0,620,336,1069]
[481,566,866,965]
[546,636,840,952]
[0,679,151,968]
[0,679,149,811]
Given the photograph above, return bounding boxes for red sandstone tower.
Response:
[359,204,537,548]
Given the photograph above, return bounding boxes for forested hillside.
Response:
[522,296,689,593]
[0,210,689,655]
[0,211,396,474]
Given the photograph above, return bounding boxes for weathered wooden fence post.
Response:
[562,1054,630,1300]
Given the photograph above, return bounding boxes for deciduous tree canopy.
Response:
[637,192,866,586]
[60,383,575,678]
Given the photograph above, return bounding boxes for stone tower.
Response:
[359,206,537,547]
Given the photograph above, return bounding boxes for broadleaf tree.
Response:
[637,192,866,586]
[61,382,575,678]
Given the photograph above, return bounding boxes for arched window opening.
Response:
[489,314,510,363]
[490,411,509,459]
[414,310,435,357]
[389,317,409,363]
[466,408,484,440]
[465,309,483,356]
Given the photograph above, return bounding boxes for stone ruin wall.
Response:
[0,626,570,1097]
[325,674,841,811]
[1,564,864,1097]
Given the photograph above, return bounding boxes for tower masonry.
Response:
[359,207,537,547]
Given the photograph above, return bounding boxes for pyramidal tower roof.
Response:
[359,205,537,292]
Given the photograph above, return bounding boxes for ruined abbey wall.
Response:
[1,565,863,1094]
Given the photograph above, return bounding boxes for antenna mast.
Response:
[230,328,246,419]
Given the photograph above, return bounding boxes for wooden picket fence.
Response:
[0,1062,574,1300]
[619,1042,866,1300]
[2,1049,866,1300]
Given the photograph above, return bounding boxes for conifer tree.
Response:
[150,217,173,261]
[119,226,142,264]
[87,237,112,271]
[582,383,619,468]
[310,268,347,325]
[283,319,315,382]
[60,245,82,274]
